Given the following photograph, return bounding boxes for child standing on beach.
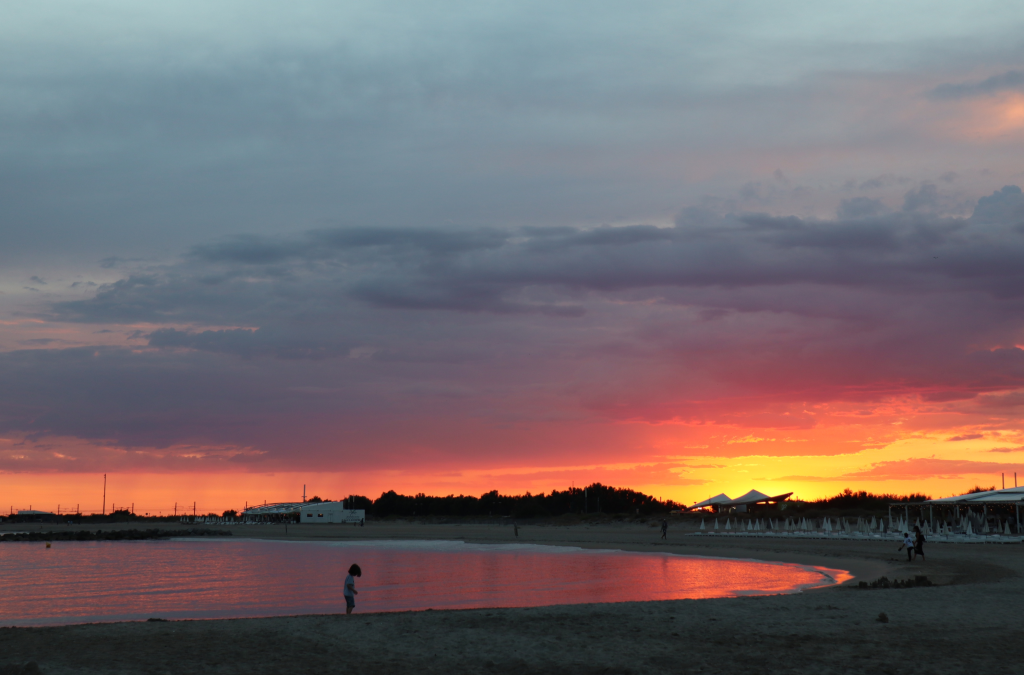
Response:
[898,533,914,561]
[344,564,361,615]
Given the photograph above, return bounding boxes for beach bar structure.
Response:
[240,502,365,524]
[886,486,1024,535]
[691,490,793,513]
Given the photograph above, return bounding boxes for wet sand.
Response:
[2,520,1022,674]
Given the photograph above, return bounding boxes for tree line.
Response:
[304,486,939,518]
[310,483,683,518]
[808,488,932,510]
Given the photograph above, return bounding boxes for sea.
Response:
[0,538,849,626]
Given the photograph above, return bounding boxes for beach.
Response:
[2,521,1022,674]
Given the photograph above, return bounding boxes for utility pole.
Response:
[193,502,196,519]
[174,503,177,517]
[102,474,107,515]
[303,485,306,502]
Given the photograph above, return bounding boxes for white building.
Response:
[298,502,365,524]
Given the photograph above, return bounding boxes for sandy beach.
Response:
[2,520,1022,674]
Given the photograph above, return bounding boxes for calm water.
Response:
[0,539,849,626]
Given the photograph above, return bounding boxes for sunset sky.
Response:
[3,1,1024,514]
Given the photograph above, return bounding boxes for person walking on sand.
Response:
[513,522,519,538]
[898,532,914,562]
[913,526,926,562]
[344,564,361,615]
[661,519,668,540]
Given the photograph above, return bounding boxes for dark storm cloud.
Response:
[836,197,889,220]
[49,186,1024,333]
[146,327,354,360]
[928,70,1024,100]
[9,186,1024,463]
[971,185,1024,225]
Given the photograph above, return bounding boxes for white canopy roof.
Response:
[691,493,732,509]
[926,486,1024,504]
[691,489,793,509]
[724,490,771,506]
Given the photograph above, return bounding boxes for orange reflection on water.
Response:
[0,540,848,625]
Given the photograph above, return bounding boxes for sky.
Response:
[3,1,1024,514]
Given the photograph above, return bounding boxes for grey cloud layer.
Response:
[928,70,1024,99]
[5,187,1024,470]
[52,185,1024,330]
[3,2,1023,268]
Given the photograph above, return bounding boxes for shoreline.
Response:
[3,522,1022,673]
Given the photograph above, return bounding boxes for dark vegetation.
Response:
[2,487,941,524]
[320,484,682,519]
[808,488,931,509]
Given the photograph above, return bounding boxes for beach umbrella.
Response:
[714,519,719,530]
[700,519,706,530]
[1004,521,1011,536]
[966,521,974,535]
[725,519,731,530]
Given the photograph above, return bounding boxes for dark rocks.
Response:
[0,662,40,675]
[876,612,889,623]
[0,528,231,543]
[859,575,932,589]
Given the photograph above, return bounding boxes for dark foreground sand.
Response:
[2,521,1023,674]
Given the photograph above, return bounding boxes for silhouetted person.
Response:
[345,564,361,615]
[913,526,926,562]
[513,522,519,538]
[661,519,668,540]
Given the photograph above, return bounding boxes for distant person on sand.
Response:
[344,564,361,615]
[513,522,519,538]
[898,532,914,562]
[913,526,926,562]
[661,519,668,540]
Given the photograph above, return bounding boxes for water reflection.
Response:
[0,539,849,626]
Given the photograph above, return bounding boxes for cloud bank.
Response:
[0,187,1020,479]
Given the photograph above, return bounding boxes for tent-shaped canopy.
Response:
[692,490,794,510]
[691,493,732,509]
[724,490,793,506]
